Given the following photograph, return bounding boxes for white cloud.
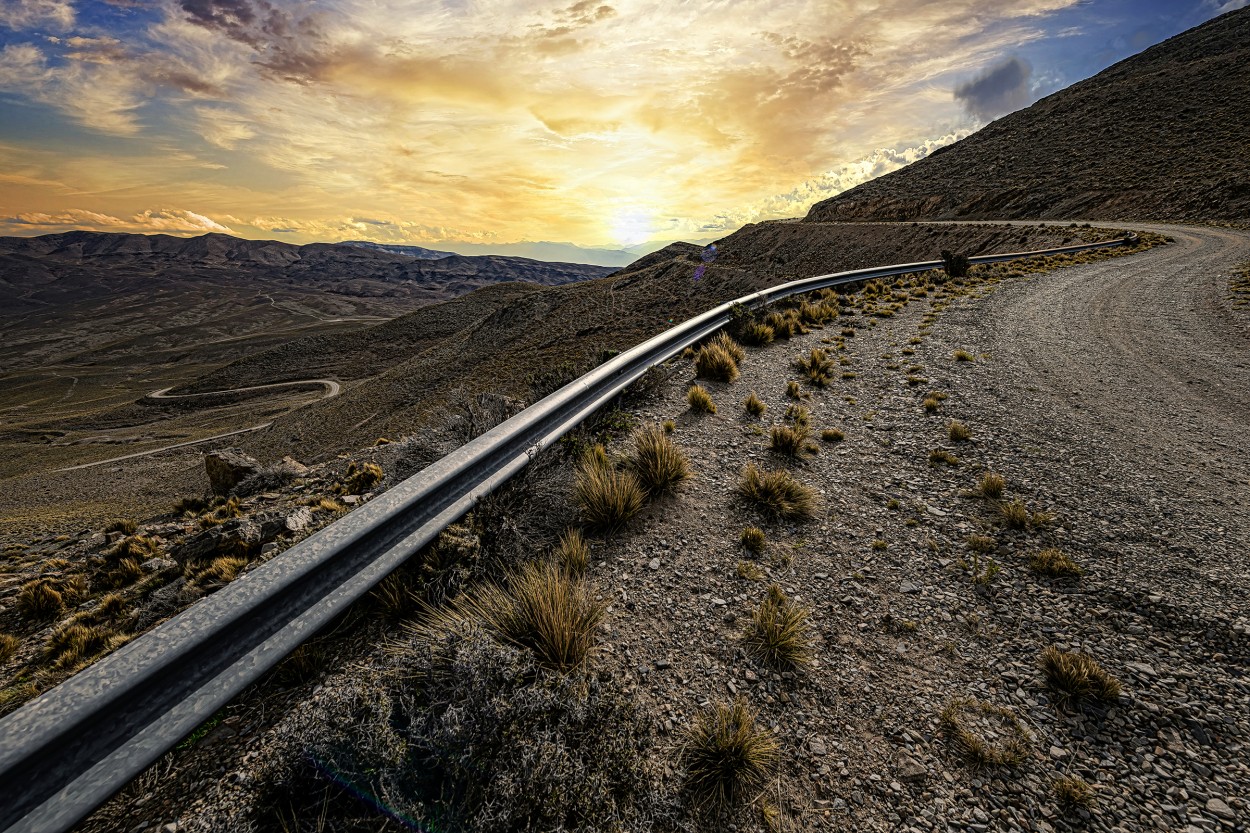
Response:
[2,207,233,233]
[0,0,74,32]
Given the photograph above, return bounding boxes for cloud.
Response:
[2,207,232,234]
[0,0,74,31]
[954,56,1034,120]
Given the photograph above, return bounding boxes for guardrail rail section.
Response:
[0,235,1134,833]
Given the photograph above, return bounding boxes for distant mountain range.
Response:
[807,6,1250,222]
[340,237,719,268]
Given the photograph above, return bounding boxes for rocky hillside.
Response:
[806,7,1250,223]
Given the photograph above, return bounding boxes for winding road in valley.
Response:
[54,379,342,472]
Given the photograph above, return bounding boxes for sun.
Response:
[609,207,654,247]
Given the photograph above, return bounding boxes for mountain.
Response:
[338,240,453,260]
[806,6,1250,223]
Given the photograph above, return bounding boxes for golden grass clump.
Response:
[820,428,845,443]
[16,578,65,620]
[662,419,676,434]
[739,322,775,346]
[554,528,591,576]
[736,561,765,581]
[441,560,606,674]
[784,404,810,427]
[769,424,810,459]
[743,392,767,417]
[681,699,779,808]
[341,461,383,494]
[948,420,972,442]
[793,348,835,388]
[999,499,1030,529]
[978,472,1006,500]
[628,425,691,496]
[687,384,717,414]
[785,380,804,400]
[104,518,138,535]
[1039,646,1122,709]
[939,697,1033,768]
[573,447,645,532]
[966,535,996,554]
[0,633,20,664]
[44,623,127,671]
[694,344,740,383]
[953,349,975,362]
[710,332,746,364]
[1030,548,1083,578]
[196,555,249,586]
[922,395,941,413]
[929,449,960,466]
[737,464,816,520]
[1054,775,1096,809]
[743,584,814,669]
[740,527,766,553]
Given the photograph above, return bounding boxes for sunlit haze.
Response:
[0,0,1240,255]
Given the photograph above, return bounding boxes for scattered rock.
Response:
[204,448,262,496]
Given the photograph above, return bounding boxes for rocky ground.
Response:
[20,225,1250,832]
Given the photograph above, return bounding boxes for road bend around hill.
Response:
[137,225,1250,833]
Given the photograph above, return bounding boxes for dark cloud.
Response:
[179,0,327,81]
[954,57,1034,120]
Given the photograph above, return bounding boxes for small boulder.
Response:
[205,448,262,496]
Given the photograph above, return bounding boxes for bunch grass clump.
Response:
[743,585,814,669]
[554,528,591,577]
[709,332,745,364]
[695,344,739,383]
[740,526,766,553]
[341,461,383,494]
[573,446,645,532]
[627,425,691,496]
[793,348,836,388]
[1039,646,1121,709]
[681,699,779,808]
[739,322,775,346]
[16,578,65,619]
[1029,548,1083,578]
[687,384,717,414]
[948,420,972,442]
[939,697,1033,768]
[977,472,1006,500]
[743,392,767,417]
[43,623,127,671]
[769,424,810,459]
[1054,775,1096,810]
[820,428,845,443]
[737,464,816,520]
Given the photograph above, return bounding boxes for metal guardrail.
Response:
[0,234,1135,833]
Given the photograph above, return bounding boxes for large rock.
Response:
[205,448,262,496]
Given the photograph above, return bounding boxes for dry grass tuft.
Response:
[743,585,814,670]
[1054,775,1096,810]
[743,392,767,417]
[687,384,717,414]
[1039,646,1121,709]
[785,380,804,400]
[573,447,645,533]
[695,344,740,383]
[436,560,606,674]
[627,425,691,496]
[977,472,1006,500]
[44,623,127,671]
[769,424,810,459]
[1030,548,1083,578]
[16,578,65,619]
[820,428,845,443]
[662,419,676,434]
[740,526,766,553]
[736,561,765,581]
[793,348,836,388]
[953,350,975,362]
[341,461,383,494]
[681,699,779,808]
[554,528,591,576]
[739,322,775,346]
[948,421,972,442]
[966,535,997,554]
[929,449,960,466]
[922,395,941,413]
[710,332,746,364]
[939,697,1033,768]
[369,572,421,621]
[0,633,20,664]
[196,555,249,586]
[737,464,816,520]
[999,499,1030,529]
[104,518,137,535]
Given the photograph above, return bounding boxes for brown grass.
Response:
[0,633,20,664]
[940,697,1032,768]
[573,447,645,533]
[1030,548,1083,578]
[769,424,810,459]
[710,332,746,364]
[740,527,766,553]
[743,392,767,417]
[737,464,816,520]
[695,344,740,383]
[929,449,960,466]
[554,528,591,577]
[948,421,972,442]
[977,472,1006,500]
[44,623,128,671]
[743,585,814,669]
[341,461,384,494]
[687,384,717,414]
[681,699,779,808]
[793,348,835,388]
[1054,775,1096,810]
[999,499,1030,529]
[820,428,845,443]
[627,425,691,496]
[739,322,775,346]
[1039,646,1121,709]
[16,578,65,620]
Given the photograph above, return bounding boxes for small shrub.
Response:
[1054,775,1096,809]
[681,699,779,808]
[554,528,591,576]
[16,578,64,619]
[0,633,20,664]
[948,420,972,442]
[687,384,717,414]
[1030,548,1083,578]
[743,392,767,417]
[769,424,810,458]
[737,464,816,520]
[627,425,691,496]
[978,472,1006,500]
[1039,646,1121,709]
[573,450,645,533]
[740,527,766,553]
[695,344,739,383]
[820,428,845,443]
[953,350,974,362]
[743,584,814,669]
[939,697,1032,767]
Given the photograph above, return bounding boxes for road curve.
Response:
[145,378,341,401]
[54,379,342,472]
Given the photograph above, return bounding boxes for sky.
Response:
[0,0,1243,254]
